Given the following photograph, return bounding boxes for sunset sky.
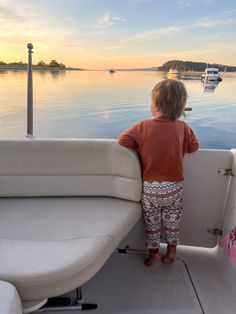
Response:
[1,0,236,70]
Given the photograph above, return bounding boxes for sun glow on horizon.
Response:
[1,0,236,70]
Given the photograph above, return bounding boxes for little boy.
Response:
[118,79,199,266]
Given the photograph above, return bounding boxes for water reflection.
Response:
[202,80,219,94]
[0,70,236,149]
[0,70,8,75]
[108,71,115,77]
[36,70,66,80]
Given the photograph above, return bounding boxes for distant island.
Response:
[158,60,236,72]
[0,60,83,71]
[113,60,236,72]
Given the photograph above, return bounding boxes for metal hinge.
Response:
[207,228,223,236]
[217,168,232,176]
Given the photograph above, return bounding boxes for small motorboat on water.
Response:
[201,67,222,82]
[108,69,116,73]
[167,68,179,79]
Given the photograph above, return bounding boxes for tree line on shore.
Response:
[1,59,236,72]
[159,60,236,72]
[0,60,66,70]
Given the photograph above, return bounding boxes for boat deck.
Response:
[42,246,236,314]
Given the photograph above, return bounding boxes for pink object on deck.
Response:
[221,227,236,271]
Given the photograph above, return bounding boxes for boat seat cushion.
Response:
[0,197,141,300]
[0,281,22,314]
[0,140,141,201]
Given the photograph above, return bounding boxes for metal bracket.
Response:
[34,287,97,312]
[35,304,97,312]
[207,228,223,236]
[217,168,232,176]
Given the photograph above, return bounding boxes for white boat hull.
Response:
[201,75,221,81]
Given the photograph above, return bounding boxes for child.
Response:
[118,79,199,266]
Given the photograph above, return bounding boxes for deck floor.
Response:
[43,251,202,314]
[83,252,202,314]
[38,247,236,314]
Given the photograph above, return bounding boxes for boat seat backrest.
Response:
[0,140,142,201]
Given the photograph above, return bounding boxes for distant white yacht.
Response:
[201,67,222,82]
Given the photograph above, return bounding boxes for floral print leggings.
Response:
[141,181,184,249]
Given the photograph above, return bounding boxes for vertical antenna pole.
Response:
[26,43,34,137]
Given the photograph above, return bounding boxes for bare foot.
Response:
[161,245,176,264]
[144,251,161,267]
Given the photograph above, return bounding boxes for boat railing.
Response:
[26,43,34,138]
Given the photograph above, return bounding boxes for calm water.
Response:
[0,70,236,149]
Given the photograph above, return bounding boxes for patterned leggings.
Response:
[141,181,183,249]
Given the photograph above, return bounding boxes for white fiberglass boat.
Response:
[201,68,222,82]
[0,140,236,314]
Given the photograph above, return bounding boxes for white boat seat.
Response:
[0,197,141,301]
[0,280,22,314]
[0,197,141,300]
[0,140,142,310]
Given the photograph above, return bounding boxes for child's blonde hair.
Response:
[152,79,187,121]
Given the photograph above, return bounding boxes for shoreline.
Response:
[0,68,234,78]
[0,66,84,71]
[0,67,201,73]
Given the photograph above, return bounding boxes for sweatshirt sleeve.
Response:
[186,125,199,153]
[118,123,140,150]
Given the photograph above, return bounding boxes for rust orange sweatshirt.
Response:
[118,117,199,182]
